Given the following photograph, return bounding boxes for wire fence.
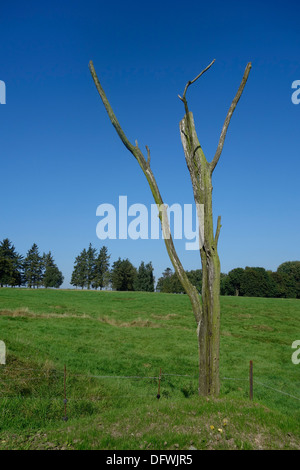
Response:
[1,364,300,404]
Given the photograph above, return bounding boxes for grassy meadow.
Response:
[0,288,299,450]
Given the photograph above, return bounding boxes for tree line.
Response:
[70,243,154,292]
[1,238,299,298]
[157,263,300,299]
[0,239,64,288]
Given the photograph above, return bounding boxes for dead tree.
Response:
[89,60,251,396]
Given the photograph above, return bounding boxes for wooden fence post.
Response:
[63,364,68,421]
[249,360,253,401]
[157,368,162,399]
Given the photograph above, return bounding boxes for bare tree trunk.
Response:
[180,111,221,395]
[178,62,251,395]
[89,60,251,396]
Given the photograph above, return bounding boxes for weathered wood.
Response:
[249,360,253,400]
[89,60,251,397]
[180,111,221,395]
[178,63,251,394]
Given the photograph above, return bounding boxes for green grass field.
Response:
[0,288,299,450]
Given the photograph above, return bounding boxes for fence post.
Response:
[157,368,162,399]
[249,360,253,401]
[63,364,68,421]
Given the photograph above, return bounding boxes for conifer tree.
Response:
[92,246,110,290]
[0,238,23,287]
[42,251,64,288]
[86,243,97,289]
[156,267,173,293]
[23,243,43,288]
[71,248,88,289]
[134,261,154,292]
[111,258,137,291]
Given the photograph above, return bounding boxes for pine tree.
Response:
[111,258,137,291]
[92,246,110,290]
[71,248,88,289]
[134,261,154,292]
[145,261,155,292]
[156,267,173,293]
[0,238,23,287]
[70,257,80,288]
[42,251,64,288]
[23,243,43,288]
[86,243,97,289]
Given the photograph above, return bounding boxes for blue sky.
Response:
[0,0,299,288]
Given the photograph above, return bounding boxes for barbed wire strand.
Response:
[1,368,300,402]
[253,380,300,402]
[1,367,199,379]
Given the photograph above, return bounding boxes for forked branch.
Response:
[178,59,215,114]
[178,59,215,163]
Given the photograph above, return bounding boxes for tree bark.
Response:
[180,112,221,395]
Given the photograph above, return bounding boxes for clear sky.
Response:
[0,0,299,288]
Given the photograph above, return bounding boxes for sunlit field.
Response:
[0,288,299,450]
